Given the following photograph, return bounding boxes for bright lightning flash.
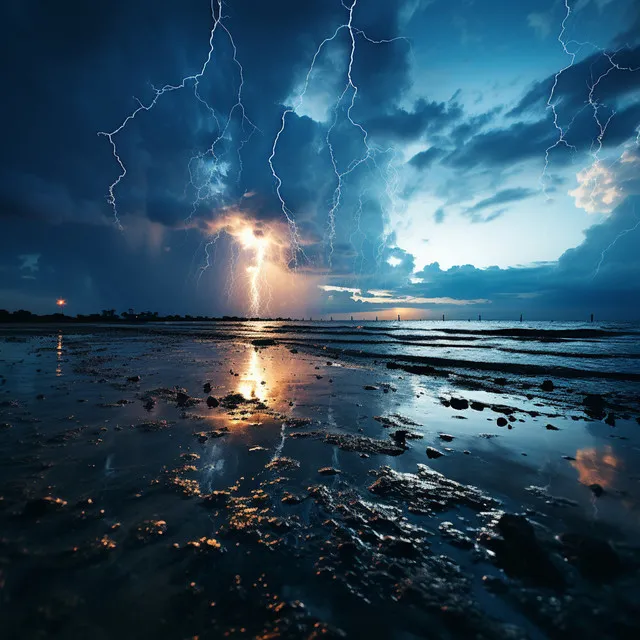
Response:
[239,227,269,318]
[202,213,284,317]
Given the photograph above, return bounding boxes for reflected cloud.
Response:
[571,445,622,490]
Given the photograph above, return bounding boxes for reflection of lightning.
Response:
[542,0,640,196]
[269,0,409,265]
[99,0,256,229]
[593,205,640,277]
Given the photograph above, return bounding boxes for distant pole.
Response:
[520,313,523,322]
[330,316,333,321]
[442,313,445,321]
[375,315,378,321]
[397,314,400,322]
[351,315,353,321]
[478,314,481,321]
[590,313,594,323]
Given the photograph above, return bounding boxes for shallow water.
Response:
[1,323,639,638]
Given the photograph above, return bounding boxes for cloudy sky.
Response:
[1,0,639,319]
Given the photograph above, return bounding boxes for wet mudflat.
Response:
[1,323,640,639]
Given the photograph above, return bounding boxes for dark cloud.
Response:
[433,207,446,224]
[408,147,444,170]
[443,119,554,170]
[466,188,534,212]
[509,45,640,118]
[462,188,535,223]
[365,98,464,143]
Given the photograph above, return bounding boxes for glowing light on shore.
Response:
[56,299,66,308]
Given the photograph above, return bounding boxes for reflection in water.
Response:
[56,332,63,377]
[571,445,621,489]
[237,348,269,403]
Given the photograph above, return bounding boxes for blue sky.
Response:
[1,0,639,319]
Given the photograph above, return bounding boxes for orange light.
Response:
[56,299,66,307]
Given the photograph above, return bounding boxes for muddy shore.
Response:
[1,323,640,639]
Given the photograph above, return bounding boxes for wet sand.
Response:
[1,324,640,639]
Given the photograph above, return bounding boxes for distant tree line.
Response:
[0,309,294,323]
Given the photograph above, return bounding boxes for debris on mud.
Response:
[318,467,341,475]
[368,464,498,513]
[325,432,405,456]
[265,457,300,472]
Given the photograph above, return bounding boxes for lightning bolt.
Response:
[541,0,640,197]
[593,204,640,277]
[197,230,221,286]
[99,0,257,230]
[268,0,409,266]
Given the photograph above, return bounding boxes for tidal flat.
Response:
[1,322,640,639]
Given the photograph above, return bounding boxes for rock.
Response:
[251,338,276,347]
[143,399,155,411]
[583,393,606,418]
[541,379,554,391]
[493,377,508,386]
[488,513,564,588]
[176,391,190,406]
[36,394,45,400]
[604,412,616,426]
[203,382,212,393]
[363,385,379,391]
[426,446,444,459]
[470,401,486,411]
[545,423,560,431]
[127,375,141,383]
[558,532,622,582]
[23,496,67,518]
[496,417,508,427]
[450,397,469,411]
[289,348,298,354]
[439,433,454,442]
[390,430,410,446]
[206,395,219,408]
[589,483,604,497]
